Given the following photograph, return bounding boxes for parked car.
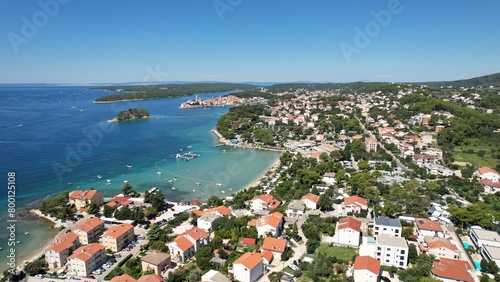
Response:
[87,275,95,279]
[35,274,44,279]
[289,265,299,271]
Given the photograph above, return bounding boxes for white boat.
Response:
[25,232,29,235]
[216,183,223,187]
[157,171,162,175]
[126,164,132,168]
[97,175,102,179]
[187,145,192,149]
[173,177,178,181]
[221,191,225,193]
[195,182,201,185]
[107,179,111,183]
[171,187,176,190]
[123,180,128,183]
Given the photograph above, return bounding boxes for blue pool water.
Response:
[463,241,470,248]
[367,237,375,243]
[474,260,482,270]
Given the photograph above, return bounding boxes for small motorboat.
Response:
[195,182,201,185]
[157,171,162,175]
[25,232,29,235]
[97,175,102,179]
[216,183,223,187]
[173,177,178,181]
[171,187,176,190]
[126,164,132,168]
[123,180,128,183]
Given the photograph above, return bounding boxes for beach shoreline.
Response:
[211,129,286,153]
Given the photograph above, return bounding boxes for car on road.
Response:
[289,265,299,271]
[35,274,44,279]
[293,235,302,242]
[87,276,95,279]
[58,274,67,279]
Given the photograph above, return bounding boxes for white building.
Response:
[374,217,402,238]
[333,217,361,247]
[232,252,266,282]
[375,234,409,268]
[301,193,319,210]
[197,212,222,232]
[474,167,500,182]
[67,243,106,277]
[481,245,500,269]
[248,212,284,237]
[414,218,445,238]
[470,228,500,250]
[322,173,337,186]
[286,200,305,218]
[353,256,381,282]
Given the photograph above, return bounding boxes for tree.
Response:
[147,223,163,241]
[149,241,168,252]
[87,201,98,214]
[24,258,48,276]
[207,196,223,207]
[145,207,158,219]
[317,194,333,211]
[195,246,214,271]
[408,244,418,264]
[122,183,134,196]
[268,272,283,282]
[103,205,115,217]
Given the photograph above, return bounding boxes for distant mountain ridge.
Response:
[416,72,500,87]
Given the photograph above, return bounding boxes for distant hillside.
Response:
[419,72,500,87]
[94,83,256,102]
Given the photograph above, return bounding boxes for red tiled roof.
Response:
[432,258,473,282]
[110,274,137,282]
[478,167,500,175]
[480,178,500,188]
[113,196,133,206]
[248,212,283,228]
[215,205,231,216]
[337,217,361,232]
[353,256,380,275]
[184,226,209,241]
[233,252,263,270]
[241,238,256,245]
[68,243,105,262]
[260,237,287,253]
[426,238,458,251]
[46,232,79,253]
[102,223,134,239]
[343,196,368,208]
[415,218,443,232]
[137,274,163,282]
[172,236,194,252]
[301,193,319,204]
[261,249,273,263]
[74,217,104,233]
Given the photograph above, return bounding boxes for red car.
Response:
[87,276,96,279]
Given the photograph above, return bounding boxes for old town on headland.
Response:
[8,77,500,282]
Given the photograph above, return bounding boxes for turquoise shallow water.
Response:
[0,86,279,270]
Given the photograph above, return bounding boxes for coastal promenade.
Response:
[211,129,286,153]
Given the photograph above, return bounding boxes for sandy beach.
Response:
[30,209,62,228]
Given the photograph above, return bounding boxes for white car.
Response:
[289,265,299,271]
[35,274,44,279]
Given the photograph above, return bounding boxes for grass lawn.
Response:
[315,244,358,263]
[453,145,499,168]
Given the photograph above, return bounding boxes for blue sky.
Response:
[1,0,499,84]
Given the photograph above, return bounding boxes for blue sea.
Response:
[0,86,279,270]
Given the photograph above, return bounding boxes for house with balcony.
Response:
[375,234,408,268]
[67,243,106,277]
[232,252,266,282]
[45,232,80,268]
[69,189,104,213]
[140,251,171,276]
[72,217,105,245]
[373,217,402,238]
[247,212,284,237]
[100,223,134,252]
[353,256,381,282]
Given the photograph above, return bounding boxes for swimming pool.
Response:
[463,241,470,249]
[367,237,375,244]
[474,260,482,271]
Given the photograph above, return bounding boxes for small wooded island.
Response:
[108,108,149,122]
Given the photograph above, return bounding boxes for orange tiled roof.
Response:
[353,255,380,275]
[250,212,283,228]
[184,226,209,241]
[215,205,231,216]
[102,223,134,239]
[46,232,79,253]
[137,274,163,282]
[173,236,194,252]
[69,189,99,200]
[426,238,458,251]
[301,193,319,204]
[110,274,137,282]
[68,243,105,262]
[343,196,368,208]
[69,190,84,199]
[74,217,104,233]
[415,218,443,232]
[337,217,361,232]
[260,237,287,253]
[233,252,263,270]
[261,249,273,263]
[477,167,499,175]
[432,258,473,282]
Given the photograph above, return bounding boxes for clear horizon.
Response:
[1,1,500,84]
